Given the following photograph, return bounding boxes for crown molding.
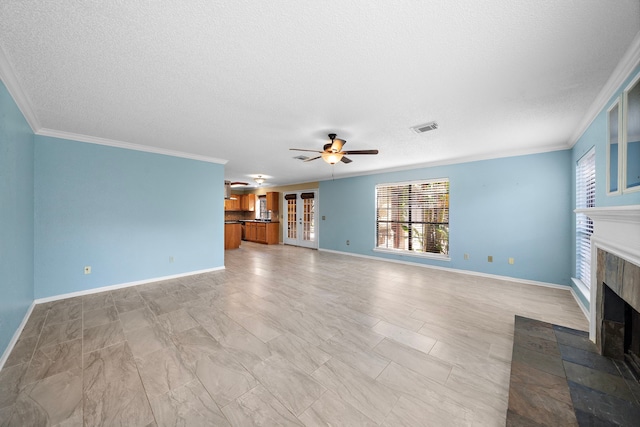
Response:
[0,44,227,165]
[313,143,570,184]
[0,44,40,131]
[36,128,228,165]
[569,30,640,147]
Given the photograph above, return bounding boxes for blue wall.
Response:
[34,136,225,299]
[0,81,34,356]
[570,64,640,308]
[319,150,572,286]
[1,79,225,360]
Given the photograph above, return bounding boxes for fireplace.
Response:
[578,205,640,375]
[598,250,640,379]
[505,205,640,425]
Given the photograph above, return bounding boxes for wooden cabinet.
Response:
[224,197,240,211]
[246,222,256,241]
[225,194,256,211]
[266,192,279,212]
[224,223,241,250]
[240,194,256,211]
[266,222,279,244]
[244,221,279,244]
[257,224,266,242]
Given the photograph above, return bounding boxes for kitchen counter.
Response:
[224,222,242,250]
[243,221,279,244]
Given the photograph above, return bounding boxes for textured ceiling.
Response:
[1,1,639,187]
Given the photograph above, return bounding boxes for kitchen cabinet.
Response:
[224,223,241,249]
[240,194,256,211]
[225,194,256,211]
[266,192,279,211]
[246,222,256,241]
[244,221,279,244]
[224,197,240,211]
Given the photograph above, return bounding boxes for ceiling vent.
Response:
[411,121,438,134]
[293,155,309,161]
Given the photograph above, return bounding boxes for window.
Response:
[375,179,449,258]
[258,196,267,219]
[576,148,595,288]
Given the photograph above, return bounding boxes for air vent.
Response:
[293,155,309,161]
[411,121,438,134]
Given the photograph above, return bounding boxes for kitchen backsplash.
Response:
[224,211,256,222]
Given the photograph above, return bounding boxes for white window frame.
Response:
[622,71,640,194]
[374,178,450,261]
[575,147,595,295]
[606,97,622,196]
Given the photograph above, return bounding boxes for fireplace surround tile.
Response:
[621,260,640,311]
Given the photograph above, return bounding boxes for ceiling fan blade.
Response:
[342,149,379,155]
[304,156,322,162]
[290,148,324,153]
[230,181,249,186]
[340,156,353,164]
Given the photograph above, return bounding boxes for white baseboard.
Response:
[319,248,571,290]
[0,266,225,371]
[569,287,590,321]
[0,301,36,372]
[34,266,225,304]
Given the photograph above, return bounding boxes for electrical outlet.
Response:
[346,240,350,245]
[84,266,91,274]
[464,253,469,260]
[169,256,174,263]
[509,257,515,265]
[487,256,493,263]
[322,215,326,220]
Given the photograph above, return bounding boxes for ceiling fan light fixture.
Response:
[322,151,343,164]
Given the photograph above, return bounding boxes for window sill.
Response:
[571,277,591,302]
[373,247,450,262]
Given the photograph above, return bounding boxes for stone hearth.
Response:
[507,316,640,426]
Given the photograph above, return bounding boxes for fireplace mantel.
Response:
[575,204,640,341]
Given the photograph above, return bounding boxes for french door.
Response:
[283,191,317,248]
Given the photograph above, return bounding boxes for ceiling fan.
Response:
[290,133,379,164]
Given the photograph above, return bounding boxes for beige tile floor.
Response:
[0,242,588,426]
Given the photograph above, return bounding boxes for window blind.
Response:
[576,148,596,288]
[376,179,449,255]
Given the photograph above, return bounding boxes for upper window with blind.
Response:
[576,148,596,289]
[375,179,450,259]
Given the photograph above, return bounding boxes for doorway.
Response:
[283,191,318,249]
